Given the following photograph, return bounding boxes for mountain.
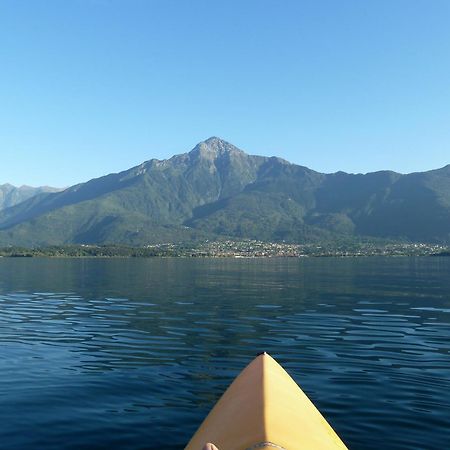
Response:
[0,184,62,211]
[0,137,449,246]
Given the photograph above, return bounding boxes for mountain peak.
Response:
[203,136,234,147]
[203,136,225,144]
[190,137,244,159]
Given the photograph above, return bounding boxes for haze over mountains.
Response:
[0,184,61,211]
[1,137,449,246]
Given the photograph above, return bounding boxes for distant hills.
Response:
[0,184,61,211]
[1,137,450,246]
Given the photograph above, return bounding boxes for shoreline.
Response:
[1,240,449,259]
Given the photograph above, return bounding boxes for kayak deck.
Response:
[185,353,348,450]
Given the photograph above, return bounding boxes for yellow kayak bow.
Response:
[185,352,348,450]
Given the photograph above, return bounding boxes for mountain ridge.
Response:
[0,137,449,245]
[0,184,62,212]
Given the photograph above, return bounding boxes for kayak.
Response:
[185,352,348,450]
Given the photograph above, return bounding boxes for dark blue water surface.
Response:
[0,257,449,449]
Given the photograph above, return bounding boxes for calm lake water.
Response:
[0,257,449,449]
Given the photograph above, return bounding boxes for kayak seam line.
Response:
[245,442,286,450]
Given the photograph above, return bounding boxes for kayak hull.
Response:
[185,353,348,450]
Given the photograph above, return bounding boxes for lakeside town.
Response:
[1,240,449,258]
[158,240,450,257]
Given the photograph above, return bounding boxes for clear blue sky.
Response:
[1,0,450,187]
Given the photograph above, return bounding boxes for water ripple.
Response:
[0,257,449,449]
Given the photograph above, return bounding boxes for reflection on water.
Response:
[0,257,450,449]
